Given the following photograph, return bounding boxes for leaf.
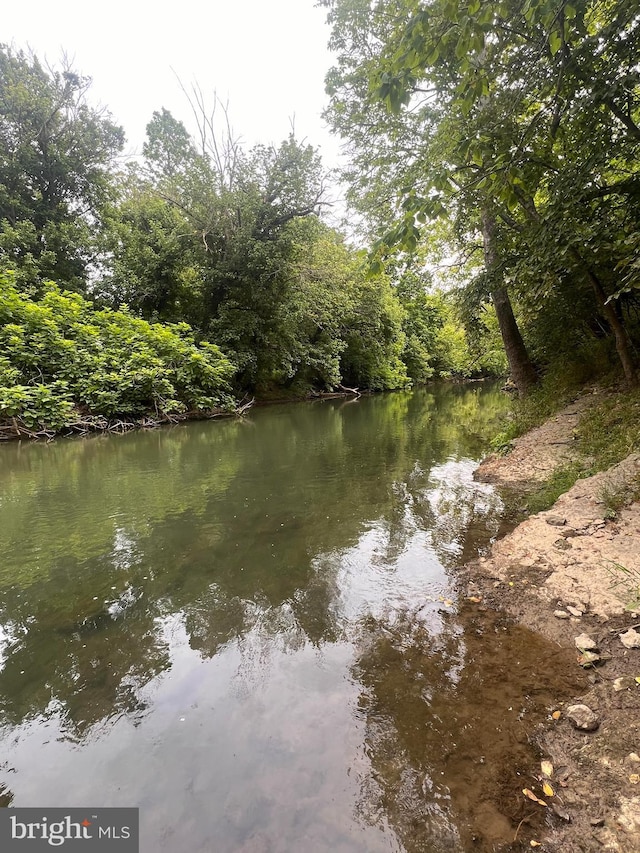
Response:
[552,710,562,720]
[523,789,547,806]
[549,30,562,56]
[530,843,541,849]
[541,760,554,778]
[542,781,554,797]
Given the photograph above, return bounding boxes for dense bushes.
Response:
[0,272,236,432]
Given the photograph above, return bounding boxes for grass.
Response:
[525,462,585,515]
[605,561,640,612]
[576,388,640,471]
[598,476,640,519]
[490,370,590,454]
[492,378,640,515]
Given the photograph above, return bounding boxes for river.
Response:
[0,385,581,851]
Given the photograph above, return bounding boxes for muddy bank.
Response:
[463,394,640,852]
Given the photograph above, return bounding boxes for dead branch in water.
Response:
[234,396,255,416]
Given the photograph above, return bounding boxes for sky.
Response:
[3,0,343,168]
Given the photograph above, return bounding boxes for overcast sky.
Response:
[3,0,342,168]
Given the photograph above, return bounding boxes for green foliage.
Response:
[490,383,640,516]
[0,271,236,431]
[0,44,507,404]
[0,45,124,291]
[322,0,640,388]
[340,268,409,390]
[100,173,204,326]
[576,389,640,472]
[525,463,585,515]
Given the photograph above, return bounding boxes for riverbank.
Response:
[463,387,640,852]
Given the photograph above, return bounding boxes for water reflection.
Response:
[0,383,576,851]
[351,608,585,852]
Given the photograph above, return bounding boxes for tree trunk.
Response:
[513,188,638,386]
[481,206,538,395]
[569,249,638,386]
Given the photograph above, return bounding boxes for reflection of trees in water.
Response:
[0,384,509,741]
[420,459,504,569]
[0,595,171,735]
[351,609,586,852]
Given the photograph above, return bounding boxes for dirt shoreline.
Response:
[464,392,640,852]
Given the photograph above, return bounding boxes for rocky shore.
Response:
[466,393,640,852]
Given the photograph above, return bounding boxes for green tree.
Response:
[322,0,640,388]
[0,46,124,291]
[105,107,330,391]
[100,170,205,325]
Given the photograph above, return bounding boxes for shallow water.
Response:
[0,386,582,851]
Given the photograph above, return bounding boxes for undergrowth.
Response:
[525,463,585,515]
[490,370,591,454]
[492,375,640,515]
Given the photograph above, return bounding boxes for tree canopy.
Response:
[0,39,526,435]
[322,0,640,390]
[0,45,124,290]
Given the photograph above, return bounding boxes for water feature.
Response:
[0,385,582,851]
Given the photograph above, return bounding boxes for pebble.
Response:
[567,606,583,617]
[613,676,637,692]
[551,803,571,822]
[554,610,571,619]
[626,753,640,764]
[566,703,600,731]
[620,629,640,649]
[546,515,567,527]
[575,634,598,651]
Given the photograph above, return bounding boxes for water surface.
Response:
[0,386,582,851]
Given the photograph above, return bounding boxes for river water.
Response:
[0,385,582,851]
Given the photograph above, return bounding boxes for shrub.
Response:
[0,271,236,431]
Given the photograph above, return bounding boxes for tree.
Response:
[322,0,640,388]
[0,46,124,291]
[322,0,539,393]
[100,169,205,326]
[103,105,330,391]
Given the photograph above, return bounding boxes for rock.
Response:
[614,676,638,692]
[546,515,566,526]
[626,753,640,764]
[554,610,571,619]
[617,796,640,833]
[567,606,583,617]
[590,817,605,827]
[620,629,640,649]
[551,803,571,822]
[554,538,572,550]
[575,633,598,651]
[566,703,600,731]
